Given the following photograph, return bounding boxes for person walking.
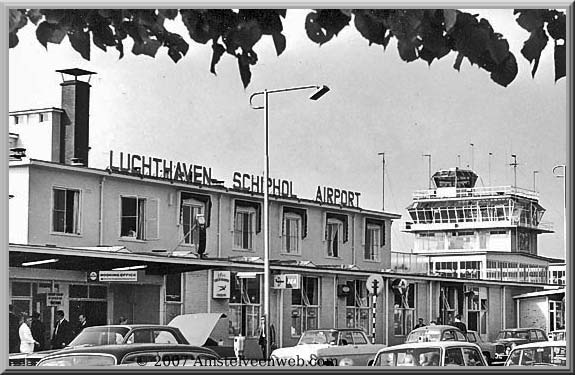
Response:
[30,312,45,352]
[51,310,74,349]
[452,314,467,333]
[19,313,39,354]
[413,318,426,329]
[9,305,20,354]
[257,317,276,359]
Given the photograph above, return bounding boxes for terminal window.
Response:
[52,188,80,234]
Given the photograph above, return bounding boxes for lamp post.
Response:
[249,84,330,358]
[510,154,518,188]
[532,170,539,191]
[553,165,567,270]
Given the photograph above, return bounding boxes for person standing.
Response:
[413,318,426,329]
[257,317,276,359]
[30,312,45,352]
[452,314,467,333]
[19,313,39,354]
[76,314,88,336]
[9,305,20,354]
[51,310,74,349]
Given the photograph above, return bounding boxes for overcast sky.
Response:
[8,8,567,259]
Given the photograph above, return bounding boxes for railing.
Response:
[413,186,539,201]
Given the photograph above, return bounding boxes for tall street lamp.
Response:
[249,84,330,358]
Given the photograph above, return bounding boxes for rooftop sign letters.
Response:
[315,186,361,208]
[108,151,215,185]
[232,172,294,197]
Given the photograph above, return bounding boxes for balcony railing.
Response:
[390,252,429,274]
[413,186,539,201]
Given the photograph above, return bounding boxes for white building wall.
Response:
[9,110,62,163]
[8,166,30,244]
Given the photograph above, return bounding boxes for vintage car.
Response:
[504,340,566,367]
[464,330,497,364]
[36,343,220,366]
[269,328,387,366]
[372,341,488,367]
[491,328,548,365]
[405,325,467,343]
[9,313,231,366]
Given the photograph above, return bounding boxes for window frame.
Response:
[51,186,82,235]
[282,212,302,255]
[291,277,320,337]
[326,218,343,258]
[119,195,159,241]
[233,206,256,251]
[180,197,204,246]
[364,223,382,261]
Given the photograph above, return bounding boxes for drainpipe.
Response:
[351,214,356,265]
[384,278,389,345]
[429,281,433,324]
[516,298,520,328]
[333,275,337,327]
[501,286,506,329]
[99,176,106,246]
[217,194,222,258]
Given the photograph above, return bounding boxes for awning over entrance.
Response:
[9,244,242,275]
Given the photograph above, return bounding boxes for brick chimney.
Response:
[56,68,96,166]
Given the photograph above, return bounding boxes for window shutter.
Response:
[283,206,307,239]
[326,212,348,243]
[146,198,159,240]
[279,206,284,238]
[322,212,327,242]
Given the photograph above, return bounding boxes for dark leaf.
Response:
[165,32,189,63]
[92,24,116,52]
[9,32,19,48]
[487,38,510,65]
[210,42,226,74]
[159,9,178,20]
[36,21,66,48]
[234,19,262,51]
[272,32,286,56]
[340,9,353,18]
[515,9,544,32]
[490,53,518,87]
[26,9,43,25]
[238,55,252,88]
[42,9,66,24]
[453,52,464,71]
[397,39,418,62]
[69,29,91,60]
[305,11,333,45]
[132,37,162,57]
[9,9,27,33]
[547,12,566,40]
[315,9,351,36]
[354,10,388,46]
[115,39,125,59]
[521,27,548,77]
[554,43,566,82]
[443,9,457,31]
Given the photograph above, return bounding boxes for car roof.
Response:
[512,340,566,350]
[376,341,481,353]
[83,324,178,329]
[306,328,365,332]
[410,325,462,332]
[498,328,542,332]
[40,343,217,359]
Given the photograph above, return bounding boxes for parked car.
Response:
[548,329,566,341]
[270,328,387,366]
[36,343,220,366]
[372,341,488,367]
[9,313,230,366]
[491,328,548,365]
[405,325,467,343]
[464,330,497,364]
[504,340,566,367]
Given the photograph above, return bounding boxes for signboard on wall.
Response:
[94,271,138,282]
[212,271,231,299]
[273,274,301,289]
[47,292,64,306]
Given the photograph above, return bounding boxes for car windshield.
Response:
[496,331,529,340]
[68,327,131,347]
[406,330,442,343]
[507,346,566,366]
[38,354,116,366]
[298,331,339,345]
[374,348,441,367]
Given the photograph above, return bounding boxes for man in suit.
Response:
[51,310,74,349]
[257,316,276,359]
[452,314,468,333]
[30,312,45,351]
[9,305,20,353]
[76,314,88,336]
